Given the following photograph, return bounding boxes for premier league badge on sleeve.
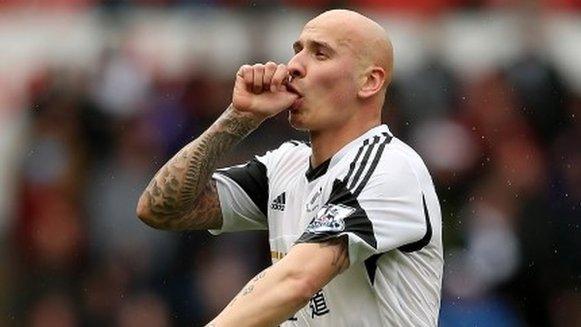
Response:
[306,203,355,234]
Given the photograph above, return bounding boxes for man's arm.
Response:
[136,62,298,230]
[136,106,260,230]
[207,236,349,327]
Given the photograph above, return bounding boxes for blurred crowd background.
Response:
[0,1,579,327]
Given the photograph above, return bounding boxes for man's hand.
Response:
[232,62,299,121]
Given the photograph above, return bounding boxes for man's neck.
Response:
[309,119,381,168]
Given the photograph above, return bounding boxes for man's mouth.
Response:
[285,82,303,97]
[284,80,303,111]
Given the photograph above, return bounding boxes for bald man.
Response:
[137,9,443,327]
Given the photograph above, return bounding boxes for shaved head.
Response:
[305,9,394,88]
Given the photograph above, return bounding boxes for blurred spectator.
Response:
[393,58,459,134]
[82,259,133,326]
[85,116,175,280]
[92,47,151,119]
[117,292,170,327]
[27,292,79,327]
[506,53,571,144]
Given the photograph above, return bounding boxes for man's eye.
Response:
[315,52,327,59]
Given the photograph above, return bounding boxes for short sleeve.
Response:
[296,155,433,266]
[209,157,269,235]
[208,141,303,235]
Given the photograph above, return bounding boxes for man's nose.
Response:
[287,54,305,79]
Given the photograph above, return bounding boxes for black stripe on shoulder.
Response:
[347,136,381,190]
[398,194,433,253]
[352,134,393,197]
[343,139,369,183]
[216,159,269,216]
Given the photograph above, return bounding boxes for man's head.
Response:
[286,9,393,132]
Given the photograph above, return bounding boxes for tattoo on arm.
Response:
[226,268,269,309]
[319,236,350,274]
[242,285,254,296]
[138,105,261,230]
[252,270,267,282]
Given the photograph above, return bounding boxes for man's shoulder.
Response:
[267,139,310,156]
[379,138,430,174]
[337,134,431,188]
[362,137,435,193]
[258,139,311,171]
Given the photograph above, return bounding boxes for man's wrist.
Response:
[217,104,264,138]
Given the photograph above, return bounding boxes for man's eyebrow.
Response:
[311,40,335,52]
[293,40,336,53]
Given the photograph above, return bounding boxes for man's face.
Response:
[286,18,361,131]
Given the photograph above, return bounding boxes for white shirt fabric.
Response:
[210,125,443,326]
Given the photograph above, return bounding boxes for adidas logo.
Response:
[271,192,286,211]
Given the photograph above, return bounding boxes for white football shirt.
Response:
[210,125,443,326]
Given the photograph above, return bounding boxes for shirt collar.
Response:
[304,124,392,182]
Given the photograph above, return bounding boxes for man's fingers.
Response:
[238,65,253,90]
[252,64,265,94]
[237,62,289,93]
[271,64,289,92]
[263,62,277,92]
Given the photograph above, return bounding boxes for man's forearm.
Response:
[207,239,350,327]
[207,264,310,327]
[137,104,261,230]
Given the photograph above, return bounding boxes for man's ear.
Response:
[358,67,385,99]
